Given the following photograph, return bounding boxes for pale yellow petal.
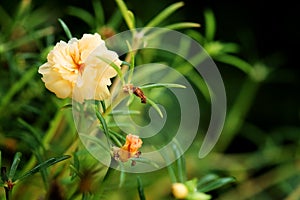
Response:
[79,33,105,61]
[38,32,121,102]
[38,62,51,74]
[94,84,111,100]
[45,80,72,98]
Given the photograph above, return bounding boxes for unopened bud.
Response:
[172,183,188,199]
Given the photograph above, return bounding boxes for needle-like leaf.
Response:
[16,155,71,182]
[58,18,73,40]
[8,152,22,181]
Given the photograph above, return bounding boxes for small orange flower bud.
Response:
[113,134,143,165]
[121,134,143,154]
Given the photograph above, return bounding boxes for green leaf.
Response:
[187,192,211,200]
[107,9,122,28]
[60,103,73,110]
[197,174,219,188]
[204,9,216,42]
[145,23,197,42]
[145,2,184,28]
[115,0,135,30]
[130,157,160,169]
[198,177,236,193]
[219,42,240,54]
[140,83,186,89]
[24,7,53,30]
[82,193,89,200]
[79,134,110,152]
[108,130,126,144]
[108,131,123,147]
[164,22,200,30]
[155,142,174,180]
[92,0,105,26]
[16,155,71,182]
[125,40,135,83]
[214,54,252,74]
[101,164,115,183]
[66,6,94,28]
[100,100,106,113]
[122,61,131,67]
[69,164,82,181]
[172,142,186,183]
[107,122,133,129]
[17,118,45,151]
[34,153,49,189]
[58,18,73,40]
[70,153,80,180]
[0,27,54,53]
[185,178,198,192]
[167,164,177,183]
[8,152,22,181]
[0,151,2,169]
[111,110,141,115]
[119,164,126,188]
[126,93,135,106]
[146,97,163,118]
[42,102,69,148]
[95,104,111,146]
[0,67,36,112]
[186,29,205,44]
[137,176,146,200]
[127,10,135,30]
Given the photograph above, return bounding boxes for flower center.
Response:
[77,62,85,75]
[71,52,85,75]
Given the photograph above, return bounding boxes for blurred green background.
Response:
[0,0,299,199]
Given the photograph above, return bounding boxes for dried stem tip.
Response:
[123,84,147,103]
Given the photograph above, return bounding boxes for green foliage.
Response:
[0,0,298,200]
[137,176,146,200]
[58,18,73,40]
[0,151,70,199]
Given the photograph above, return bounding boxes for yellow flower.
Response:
[113,134,143,164]
[38,33,122,102]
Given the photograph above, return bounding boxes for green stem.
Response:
[173,141,186,183]
[82,192,88,200]
[42,99,69,148]
[97,159,118,197]
[167,165,177,183]
[5,187,12,200]
[115,0,135,30]
[103,90,127,118]
[217,77,260,151]
[137,176,146,200]
[42,109,64,148]
[109,30,144,96]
